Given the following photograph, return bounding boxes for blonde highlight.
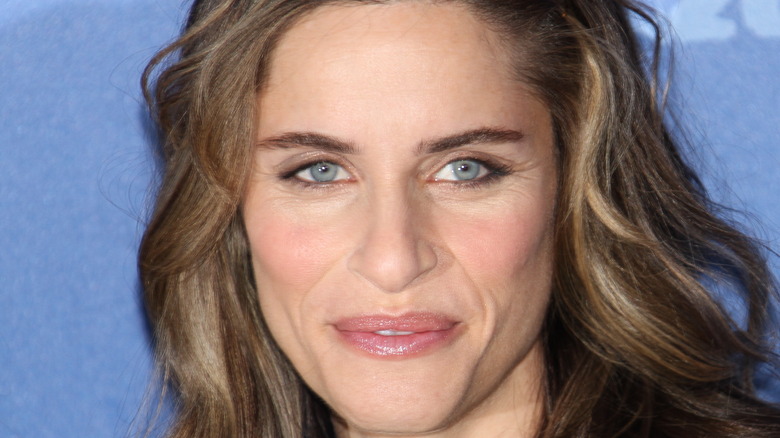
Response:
[139,1,779,437]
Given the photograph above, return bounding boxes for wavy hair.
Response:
[139,0,779,436]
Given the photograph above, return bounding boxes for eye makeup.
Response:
[429,156,513,189]
[275,154,514,191]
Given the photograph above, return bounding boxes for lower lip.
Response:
[337,327,459,358]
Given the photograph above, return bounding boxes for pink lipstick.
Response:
[333,312,460,357]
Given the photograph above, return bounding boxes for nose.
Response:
[347,190,438,293]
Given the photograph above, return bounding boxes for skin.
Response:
[243,3,557,437]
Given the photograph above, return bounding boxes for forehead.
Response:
[273,2,504,55]
[262,2,514,91]
[257,2,546,143]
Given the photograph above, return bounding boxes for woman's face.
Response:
[244,2,557,436]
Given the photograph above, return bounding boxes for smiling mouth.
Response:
[333,312,460,358]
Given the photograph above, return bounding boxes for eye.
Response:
[294,161,352,183]
[433,159,490,182]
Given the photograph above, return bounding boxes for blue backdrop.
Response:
[1,1,778,437]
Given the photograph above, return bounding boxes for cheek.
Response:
[440,202,554,286]
[245,207,345,297]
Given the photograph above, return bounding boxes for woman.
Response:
[139,0,780,436]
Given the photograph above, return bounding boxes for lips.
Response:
[333,312,460,357]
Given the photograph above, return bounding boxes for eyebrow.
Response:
[418,127,525,154]
[255,127,525,155]
[257,132,358,154]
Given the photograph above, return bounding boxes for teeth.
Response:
[374,330,415,336]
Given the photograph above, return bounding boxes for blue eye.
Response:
[433,159,489,181]
[295,161,351,183]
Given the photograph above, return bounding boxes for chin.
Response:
[332,402,456,437]
[315,357,475,435]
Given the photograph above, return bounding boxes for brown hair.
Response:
[139,1,779,436]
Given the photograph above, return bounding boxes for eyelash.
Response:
[279,160,353,190]
[436,158,513,189]
[278,156,513,189]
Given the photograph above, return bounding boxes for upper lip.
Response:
[333,312,459,333]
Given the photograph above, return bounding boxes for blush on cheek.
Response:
[247,215,336,291]
[446,209,552,280]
